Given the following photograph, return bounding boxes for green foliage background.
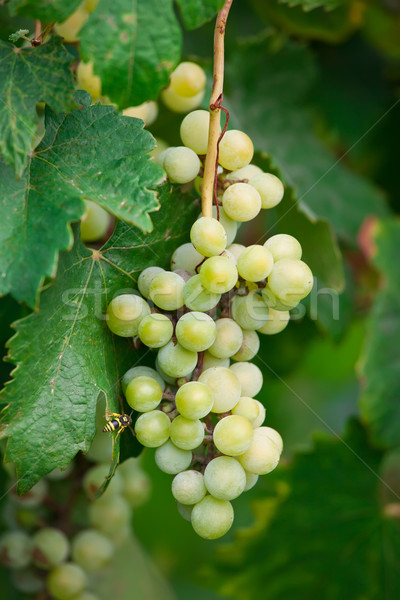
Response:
[0,0,399,598]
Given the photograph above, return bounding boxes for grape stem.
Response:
[201,0,233,218]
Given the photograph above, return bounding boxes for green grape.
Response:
[175,311,217,352]
[172,470,207,505]
[204,456,246,501]
[149,137,169,162]
[89,495,131,539]
[257,308,290,335]
[231,397,266,428]
[71,530,114,572]
[155,356,182,385]
[118,458,152,508]
[177,502,194,522]
[106,294,150,337]
[80,200,110,242]
[198,366,241,413]
[261,284,299,311]
[170,416,204,450]
[0,531,32,569]
[46,463,73,480]
[83,463,123,499]
[154,440,192,474]
[11,569,45,594]
[183,275,221,312]
[225,164,263,182]
[32,528,69,569]
[244,470,258,491]
[202,351,230,370]
[263,234,302,261]
[47,563,87,600]
[149,271,185,310]
[231,291,269,330]
[161,86,205,113]
[237,245,274,282]
[238,428,281,475]
[171,243,203,275]
[180,110,210,154]
[211,206,237,245]
[222,182,261,222]
[122,366,165,394]
[123,101,158,126]
[213,415,254,456]
[199,256,238,294]
[76,60,101,99]
[125,375,162,412]
[219,130,254,171]
[156,147,173,169]
[138,313,173,348]
[207,318,243,359]
[54,5,89,43]
[230,362,263,397]
[257,426,283,454]
[191,496,234,539]
[231,329,260,361]
[163,146,201,183]
[138,266,165,298]
[134,410,171,448]
[249,173,284,209]
[157,341,198,378]
[226,243,245,261]
[170,62,206,97]
[10,478,48,508]
[175,381,213,420]
[190,217,227,257]
[268,259,313,304]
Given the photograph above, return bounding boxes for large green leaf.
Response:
[176,0,224,29]
[0,37,75,178]
[278,0,346,12]
[7,0,81,22]
[0,91,163,307]
[359,219,400,448]
[209,420,400,600]
[0,186,198,494]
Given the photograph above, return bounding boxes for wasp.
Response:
[102,411,133,441]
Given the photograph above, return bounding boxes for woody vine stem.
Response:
[201,0,233,218]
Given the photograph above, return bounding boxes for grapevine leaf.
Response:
[0,37,75,178]
[277,0,346,13]
[225,38,388,244]
[209,420,400,600]
[359,219,400,448]
[7,0,82,22]
[176,0,225,29]
[0,185,199,494]
[0,90,164,307]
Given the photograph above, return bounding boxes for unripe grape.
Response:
[244,471,258,491]
[155,356,183,385]
[76,61,102,99]
[225,164,263,182]
[207,318,243,359]
[230,362,263,397]
[199,255,238,294]
[257,308,290,335]
[119,459,152,507]
[202,351,230,370]
[149,271,185,310]
[170,416,204,450]
[125,375,162,412]
[138,313,173,348]
[261,284,298,311]
[122,366,165,394]
[156,147,173,169]
[171,243,203,275]
[180,110,210,154]
[263,234,302,261]
[54,6,89,43]
[123,101,158,126]
[219,130,254,171]
[257,426,283,454]
[231,329,260,361]
[72,530,113,572]
[198,367,241,413]
[213,415,254,456]
[212,206,237,245]
[155,440,192,474]
[135,410,171,448]
[138,266,165,298]
[231,397,265,428]
[177,502,193,522]
[149,137,169,162]
[204,456,246,500]
[32,528,69,569]
[11,569,45,594]
[163,146,201,183]
[237,245,274,282]
[106,294,150,337]
[157,341,198,378]
[227,243,245,261]
[231,292,269,330]
[238,428,281,474]
[175,311,216,352]
[10,478,48,508]
[191,217,227,257]
[268,259,313,304]
[0,531,32,569]
[47,563,87,600]
[249,173,284,208]
[80,200,110,242]
[83,463,123,499]
[89,495,131,538]
[161,86,205,113]
[170,62,206,97]
[172,471,207,505]
[183,275,221,312]
[175,381,213,419]
[222,182,261,222]
[191,496,234,539]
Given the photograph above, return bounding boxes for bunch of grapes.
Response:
[105,101,313,539]
[0,412,151,599]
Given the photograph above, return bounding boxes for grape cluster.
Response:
[105,109,313,539]
[0,410,151,599]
